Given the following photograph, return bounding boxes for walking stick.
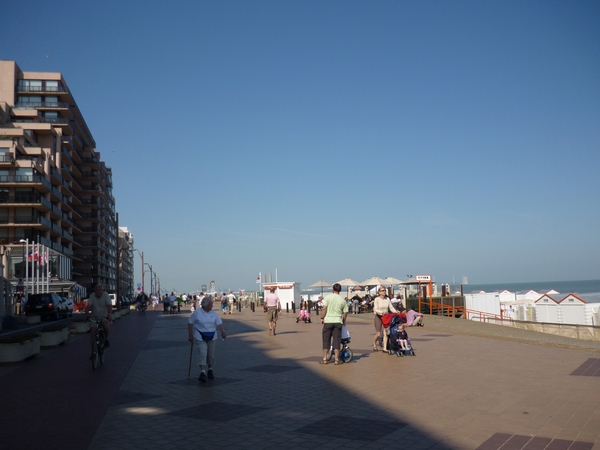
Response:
[188,340,194,379]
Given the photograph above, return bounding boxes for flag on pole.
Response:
[28,247,39,262]
[256,272,261,284]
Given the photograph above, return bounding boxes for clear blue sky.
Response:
[3,1,599,293]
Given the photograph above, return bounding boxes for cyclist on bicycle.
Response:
[84,284,113,348]
[136,292,149,311]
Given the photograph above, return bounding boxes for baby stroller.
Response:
[296,307,311,323]
[387,315,416,357]
[326,325,353,363]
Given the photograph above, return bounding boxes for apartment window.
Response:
[17,95,42,105]
[14,228,37,239]
[24,129,38,144]
[0,169,9,182]
[0,208,8,223]
[16,168,33,182]
[43,111,59,121]
[45,80,58,92]
[0,189,8,203]
[17,80,42,92]
[15,188,35,203]
[44,96,59,107]
[0,228,7,238]
[15,207,37,223]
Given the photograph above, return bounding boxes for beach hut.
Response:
[558,294,586,325]
[534,294,560,323]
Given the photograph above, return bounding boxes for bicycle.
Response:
[89,318,107,370]
[137,302,147,314]
[326,336,353,363]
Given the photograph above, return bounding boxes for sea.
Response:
[452,279,600,296]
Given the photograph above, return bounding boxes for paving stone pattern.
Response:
[1,307,599,449]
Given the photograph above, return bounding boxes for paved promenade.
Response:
[1,306,599,449]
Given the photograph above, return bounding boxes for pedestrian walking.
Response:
[264,287,282,335]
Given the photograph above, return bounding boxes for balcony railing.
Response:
[0,194,51,207]
[0,174,51,188]
[0,153,15,163]
[15,101,69,109]
[13,216,52,228]
[44,117,70,125]
[17,85,69,94]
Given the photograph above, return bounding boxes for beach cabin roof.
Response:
[559,294,586,305]
[469,290,487,294]
[534,294,559,304]
[517,289,539,295]
[578,293,600,304]
[540,289,560,295]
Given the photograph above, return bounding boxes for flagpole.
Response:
[47,250,50,293]
[32,240,36,295]
[41,245,44,293]
[34,241,38,294]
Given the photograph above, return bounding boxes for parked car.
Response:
[60,296,74,317]
[25,293,70,320]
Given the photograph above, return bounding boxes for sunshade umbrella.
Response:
[385,277,404,285]
[360,276,392,287]
[309,280,331,297]
[335,278,361,298]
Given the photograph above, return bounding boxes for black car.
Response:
[25,293,70,320]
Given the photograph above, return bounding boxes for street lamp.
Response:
[145,263,153,295]
[132,248,144,293]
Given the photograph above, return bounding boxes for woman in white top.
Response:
[188,296,227,382]
[372,287,397,351]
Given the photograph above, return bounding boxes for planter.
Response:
[71,321,90,334]
[0,337,41,363]
[40,328,69,347]
[26,315,41,324]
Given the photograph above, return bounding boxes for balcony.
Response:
[13,216,52,228]
[15,101,70,110]
[17,85,69,94]
[62,229,74,241]
[0,174,52,191]
[61,136,74,149]
[50,167,64,185]
[0,194,52,210]
[0,153,15,165]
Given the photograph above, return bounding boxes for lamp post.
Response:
[133,248,144,294]
[145,263,153,295]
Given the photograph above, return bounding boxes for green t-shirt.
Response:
[323,293,348,323]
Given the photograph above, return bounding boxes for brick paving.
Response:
[1,307,599,449]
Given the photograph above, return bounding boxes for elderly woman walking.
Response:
[372,286,398,351]
[188,295,227,382]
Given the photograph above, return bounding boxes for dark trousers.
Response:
[322,322,342,350]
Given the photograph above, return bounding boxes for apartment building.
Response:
[118,226,135,302]
[0,60,118,299]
